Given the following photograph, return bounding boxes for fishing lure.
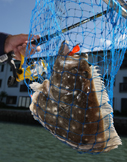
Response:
[29,40,122,153]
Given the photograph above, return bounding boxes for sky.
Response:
[0,0,126,55]
[0,0,35,35]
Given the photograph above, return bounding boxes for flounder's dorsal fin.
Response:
[91,65,122,151]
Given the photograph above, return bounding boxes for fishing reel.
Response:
[6,51,47,87]
[2,51,17,87]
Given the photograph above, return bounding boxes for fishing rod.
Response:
[31,10,109,46]
[6,9,109,87]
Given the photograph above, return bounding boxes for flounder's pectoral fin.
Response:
[30,82,42,92]
[30,79,49,94]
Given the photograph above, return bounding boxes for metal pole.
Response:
[103,0,127,18]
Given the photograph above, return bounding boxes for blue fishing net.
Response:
[24,0,127,154]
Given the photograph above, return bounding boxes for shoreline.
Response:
[0,109,127,136]
[0,109,40,126]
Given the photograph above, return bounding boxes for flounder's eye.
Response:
[83,71,88,78]
[71,67,78,74]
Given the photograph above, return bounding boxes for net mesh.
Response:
[24,0,127,154]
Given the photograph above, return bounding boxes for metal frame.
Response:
[103,0,127,18]
[30,1,127,46]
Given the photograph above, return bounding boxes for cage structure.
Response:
[24,0,127,154]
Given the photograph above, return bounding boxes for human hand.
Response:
[4,34,41,60]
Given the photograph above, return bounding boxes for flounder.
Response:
[29,40,122,153]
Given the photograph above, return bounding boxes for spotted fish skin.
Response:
[30,40,121,153]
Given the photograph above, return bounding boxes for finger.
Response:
[30,44,41,52]
[20,44,36,57]
[17,44,26,57]
[27,35,40,44]
[32,34,40,40]
[24,35,41,51]
[29,47,36,55]
[26,44,41,56]
[14,34,29,45]
[14,48,21,61]
[36,46,41,52]
[16,43,41,59]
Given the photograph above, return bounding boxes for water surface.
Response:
[0,122,127,162]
